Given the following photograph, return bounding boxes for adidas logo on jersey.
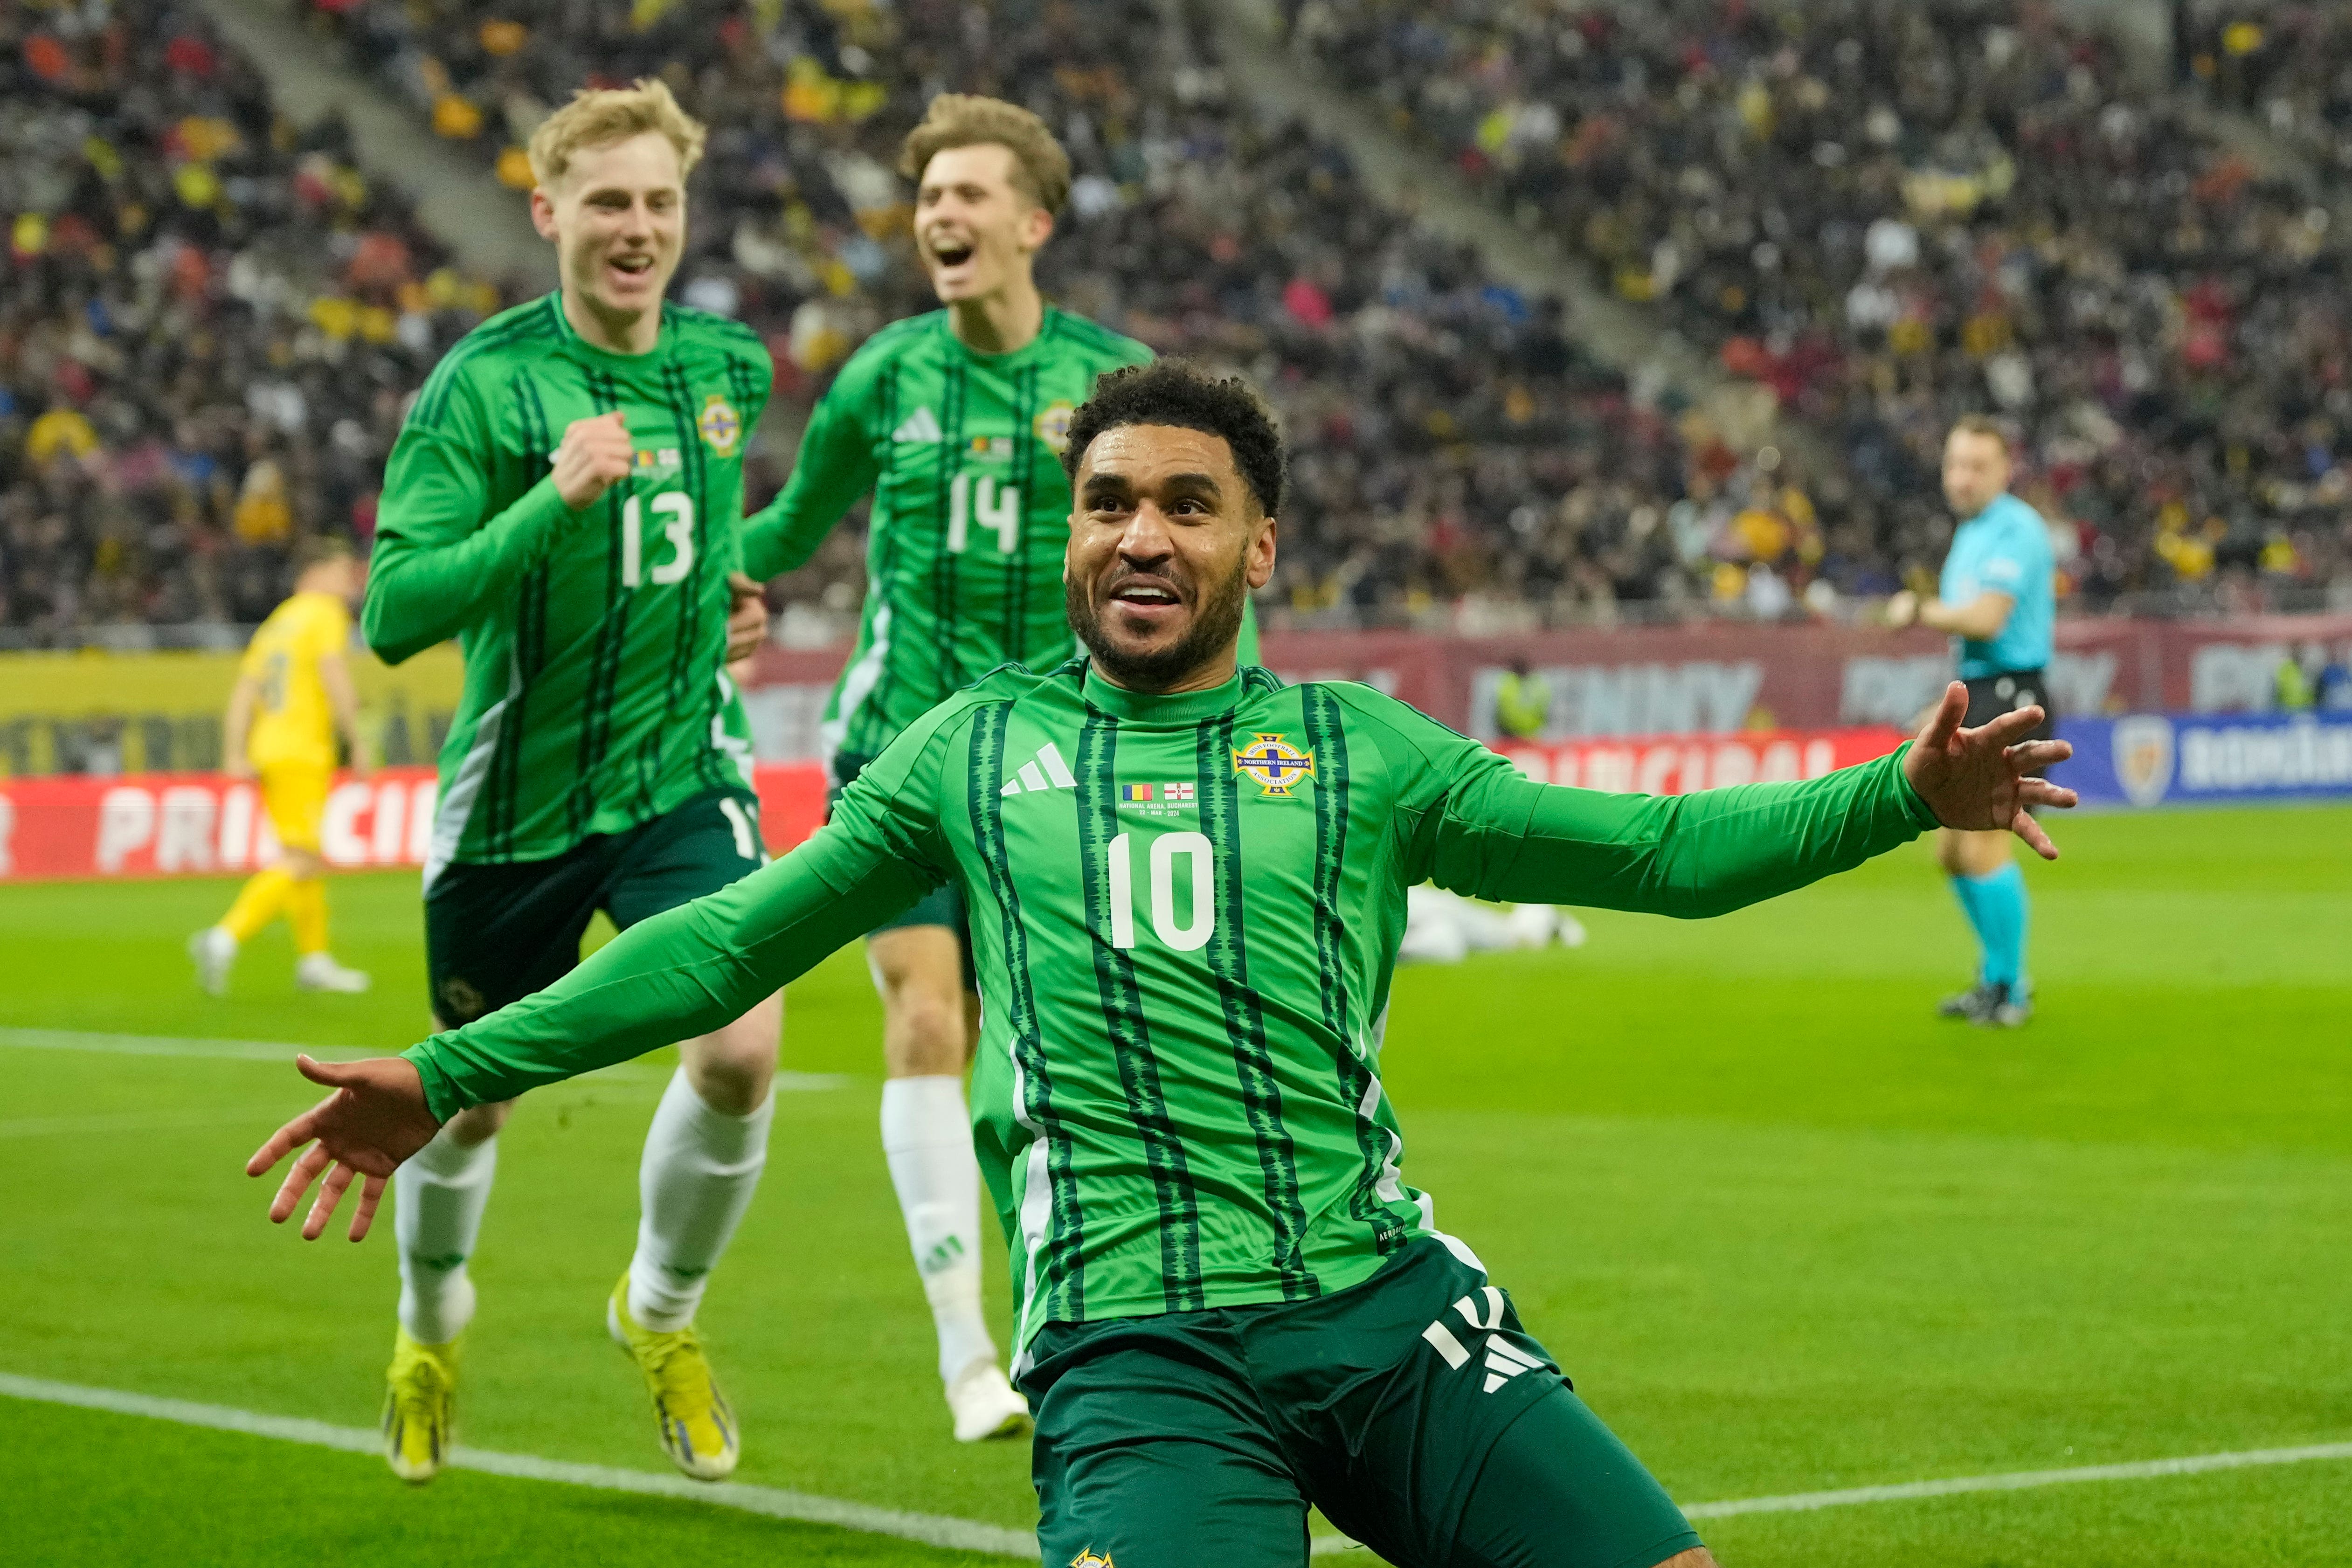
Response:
[1000,741,1078,796]
[892,407,943,443]
[1419,1288,1545,1393]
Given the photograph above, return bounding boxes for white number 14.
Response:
[948,472,1020,555]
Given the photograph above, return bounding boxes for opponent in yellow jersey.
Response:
[192,538,374,995]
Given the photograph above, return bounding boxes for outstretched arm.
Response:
[739,385,880,581]
[246,713,963,1241]
[1424,683,2071,917]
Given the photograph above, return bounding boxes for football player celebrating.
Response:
[738,93,1260,1442]
[256,362,2075,1565]
[358,80,776,1485]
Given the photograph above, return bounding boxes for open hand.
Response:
[725,571,769,663]
[550,411,634,511]
[246,1054,441,1242]
[1900,681,2077,859]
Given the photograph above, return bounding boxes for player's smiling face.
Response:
[533,131,685,333]
[1065,424,1276,693]
[914,144,1052,306]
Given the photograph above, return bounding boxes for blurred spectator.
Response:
[1287,0,2352,608]
[308,0,1733,624]
[0,0,515,643]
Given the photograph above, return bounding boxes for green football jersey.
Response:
[741,307,1154,770]
[367,292,771,879]
[405,659,1939,1350]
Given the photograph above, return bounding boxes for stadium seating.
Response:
[306,0,1715,627]
[0,0,514,644]
[1287,0,2352,608]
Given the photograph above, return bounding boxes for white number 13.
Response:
[622,492,695,587]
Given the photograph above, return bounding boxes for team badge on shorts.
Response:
[1035,399,1075,453]
[437,976,487,1024]
[1232,733,1315,797]
[698,394,742,457]
[1070,1553,1114,1568]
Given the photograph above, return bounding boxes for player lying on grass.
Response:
[251,361,2073,1568]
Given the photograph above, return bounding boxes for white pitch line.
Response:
[0,1373,1033,1557]
[1308,1433,2352,1553]
[8,1371,2346,1562]
[0,1106,285,1140]
[0,1029,849,1091]
[1674,1440,2352,1519]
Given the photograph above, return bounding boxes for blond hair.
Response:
[899,94,1071,214]
[528,78,707,192]
[1948,414,2011,454]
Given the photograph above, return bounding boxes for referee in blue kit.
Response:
[1888,415,2057,1027]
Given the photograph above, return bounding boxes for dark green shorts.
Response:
[424,786,763,1027]
[830,752,972,980]
[1019,1240,1702,1568]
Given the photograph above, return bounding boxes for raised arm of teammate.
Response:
[737,370,881,582]
[1386,678,2072,915]
[363,407,631,664]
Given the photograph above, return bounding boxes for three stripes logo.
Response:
[1421,1286,1544,1394]
[892,407,944,443]
[999,740,1078,796]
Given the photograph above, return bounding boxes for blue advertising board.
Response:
[2055,712,2352,808]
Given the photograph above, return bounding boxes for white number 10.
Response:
[1106,830,1215,952]
[622,492,695,587]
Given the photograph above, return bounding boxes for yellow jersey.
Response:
[241,590,352,770]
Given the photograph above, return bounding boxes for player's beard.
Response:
[1068,549,1251,692]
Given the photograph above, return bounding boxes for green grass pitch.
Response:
[1,805,2346,1567]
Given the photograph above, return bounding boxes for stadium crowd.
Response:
[1288,0,2352,609]
[310,0,1751,628]
[0,0,512,644]
[13,0,2352,642]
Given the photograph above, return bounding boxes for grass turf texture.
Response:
[0,804,2345,1567]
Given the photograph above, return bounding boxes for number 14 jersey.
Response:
[741,307,1152,770]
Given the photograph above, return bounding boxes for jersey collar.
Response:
[1080,662,1245,725]
[547,290,673,369]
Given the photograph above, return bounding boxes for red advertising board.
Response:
[0,764,833,883]
[1495,726,1907,794]
[727,614,2352,763]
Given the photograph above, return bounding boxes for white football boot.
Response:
[189,927,237,996]
[297,952,372,993]
[946,1357,1031,1443]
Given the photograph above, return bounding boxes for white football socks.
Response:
[625,1067,774,1333]
[881,1075,996,1382]
[394,1126,498,1345]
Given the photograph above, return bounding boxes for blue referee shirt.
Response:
[1940,492,2055,678]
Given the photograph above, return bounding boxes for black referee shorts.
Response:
[1963,669,2057,773]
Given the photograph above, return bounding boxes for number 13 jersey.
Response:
[370,293,769,877]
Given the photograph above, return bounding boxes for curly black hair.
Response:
[1059,360,1285,516]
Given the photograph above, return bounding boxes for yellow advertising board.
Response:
[0,645,466,776]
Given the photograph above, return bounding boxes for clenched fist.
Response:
[551,411,634,511]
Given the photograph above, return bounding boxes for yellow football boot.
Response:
[381,1328,460,1484]
[606,1274,740,1481]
